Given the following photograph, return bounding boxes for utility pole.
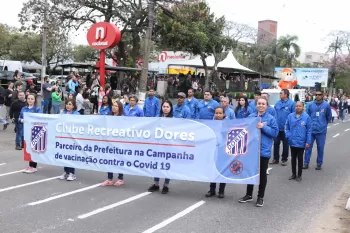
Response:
[41,0,48,96]
[331,36,339,95]
[138,0,156,108]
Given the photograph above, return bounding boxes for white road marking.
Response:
[0,176,60,193]
[333,133,340,138]
[77,192,151,219]
[28,183,101,206]
[0,169,24,177]
[334,123,339,126]
[0,163,6,166]
[142,200,206,233]
[345,129,350,132]
[327,126,330,129]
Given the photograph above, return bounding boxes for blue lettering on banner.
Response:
[23,113,261,184]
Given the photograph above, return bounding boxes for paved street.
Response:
[0,109,350,233]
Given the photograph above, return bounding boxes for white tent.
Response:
[167,55,215,67]
[218,52,257,73]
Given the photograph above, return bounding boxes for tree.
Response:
[225,21,257,43]
[73,45,99,62]
[156,0,232,88]
[327,30,350,56]
[19,0,180,68]
[277,35,301,67]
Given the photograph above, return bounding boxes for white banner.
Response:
[275,67,329,87]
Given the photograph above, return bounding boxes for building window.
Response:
[320,56,323,60]
[306,55,312,59]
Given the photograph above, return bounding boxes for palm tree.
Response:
[277,35,301,67]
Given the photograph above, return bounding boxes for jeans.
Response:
[273,131,289,162]
[304,133,326,166]
[339,109,345,121]
[52,102,61,114]
[246,157,269,198]
[15,122,24,146]
[0,105,7,124]
[42,99,52,114]
[154,177,170,185]
[290,147,304,176]
[209,183,226,193]
[107,173,124,180]
[5,106,10,121]
[64,167,75,174]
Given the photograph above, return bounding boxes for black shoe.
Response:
[21,144,24,149]
[161,186,169,194]
[281,160,288,166]
[315,166,322,170]
[3,123,9,130]
[269,160,279,164]
[289,175,296,180]
[296,176,302,182]
[218,193,225,198]
[303,164,309,169]
[256,197,264,207]
[15,145,22,150]
[238,195,253,203]
[148,184,160,192]
[205,191,216,197]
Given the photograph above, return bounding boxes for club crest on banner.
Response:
[226,128,249,156]
[31,124,48,152]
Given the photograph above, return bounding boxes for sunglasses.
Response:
[315,94,323,96]
[178,96,185,99]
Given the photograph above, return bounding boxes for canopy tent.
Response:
[167,55,215,68]
[217,52,257,73]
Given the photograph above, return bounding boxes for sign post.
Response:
[87,22,121,88]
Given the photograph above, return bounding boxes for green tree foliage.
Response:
[156,0,234,88]
[277,35,301,67]
[73,45,99,62]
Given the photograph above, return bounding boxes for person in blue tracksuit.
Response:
[143,88,160,117]
[196,90,220,120]
[99,95,112,115]
[271,89,296,166]
[261,92,276,118]
[220,97,235,120]
[124,96,144,117]
[173,92,191,118]
[58,99,80,181]
[248,91,261,112]
[185,88,198,119]
[205,106,227,198]
[239,97,278,207]
[304,90,332,170]
[285,101,311,181]
[148,100,174,194]
[20,93,42,174]
[235,97,253,119]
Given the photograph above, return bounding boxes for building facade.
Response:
[257,20,278,45]
[303,52,329,66]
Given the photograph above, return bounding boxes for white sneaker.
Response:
[59,173,69,180]
[67,173,76,181]
[24,167,38,174]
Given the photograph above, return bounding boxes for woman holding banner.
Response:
[99,95,112,115]
[238,97,278,207]
[205,106,227,198]
[21,93,42,174]
[58,99,80,181]
[235,97,253,119]
[148,100,173,194]
[123,95,144,117]
[101,101,126,187]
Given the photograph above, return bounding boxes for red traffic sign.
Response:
[87,22,121,50]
